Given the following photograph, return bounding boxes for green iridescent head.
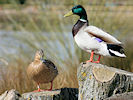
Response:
[64,5,87,20]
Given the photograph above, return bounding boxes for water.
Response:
[0,30,76,64]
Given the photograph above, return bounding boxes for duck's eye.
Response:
[53,66,57,69]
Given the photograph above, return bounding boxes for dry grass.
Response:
[0,60,78,94]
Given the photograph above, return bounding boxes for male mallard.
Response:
[27,49,58,92]
[64,5,126,63]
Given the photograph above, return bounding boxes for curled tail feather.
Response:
[107,44,126,57]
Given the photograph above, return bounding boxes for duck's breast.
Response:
[74,29,100,52]
[27,62,58,84]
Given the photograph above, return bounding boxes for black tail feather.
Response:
[107,44,126,57]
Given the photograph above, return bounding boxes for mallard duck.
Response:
[27,49,58,92]
[64,5,126,63]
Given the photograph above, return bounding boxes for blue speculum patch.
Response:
[95,37,103,42]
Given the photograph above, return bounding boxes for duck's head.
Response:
[34,49,44,60]
[64,5,87,21]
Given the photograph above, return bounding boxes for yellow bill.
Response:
[64,10,73,17]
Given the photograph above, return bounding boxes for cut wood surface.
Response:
[77,62,133,100]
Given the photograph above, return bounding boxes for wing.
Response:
[84,25,121,45]
[42,59,57,70]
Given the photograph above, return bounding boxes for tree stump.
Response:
[0,88,78,100]
[105,92,133,100]
[0,89,22,100]
[22,88,78,100]
[77,62,133,100]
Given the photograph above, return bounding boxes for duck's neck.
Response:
[34,55,42,62]
[34,58,40,62]
[72,19,88,37]
[80,13,87,21]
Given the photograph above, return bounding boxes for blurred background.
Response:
[0,0,133,94]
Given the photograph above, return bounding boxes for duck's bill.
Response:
[64,10,73,17]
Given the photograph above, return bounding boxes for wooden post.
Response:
[77,62,133,100]
[22,88,78,100]
[0,88,78,100]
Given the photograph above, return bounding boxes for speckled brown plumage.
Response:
[27,49,58,91]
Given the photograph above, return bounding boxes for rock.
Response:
[77,62,133,100]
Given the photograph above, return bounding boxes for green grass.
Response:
[0,0,133,94]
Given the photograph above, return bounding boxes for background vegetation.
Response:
[0,0,133,94]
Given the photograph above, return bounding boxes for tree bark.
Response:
[77,62,133,100]
[105,92,133,100]
[23,88,78,100]
[0,88,78,100]
[0,89,22,100]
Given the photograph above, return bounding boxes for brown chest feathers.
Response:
[72,20,88,37]
[27,59,58,84]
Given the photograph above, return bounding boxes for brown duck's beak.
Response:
[64,10,73,17]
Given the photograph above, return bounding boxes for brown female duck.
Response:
[27,49,58,92]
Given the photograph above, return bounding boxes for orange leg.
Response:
[86,50,101,63]
[93,55,101,63]
[33,83,43,92]
[86,50,94,63]
[44,81,53,91]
